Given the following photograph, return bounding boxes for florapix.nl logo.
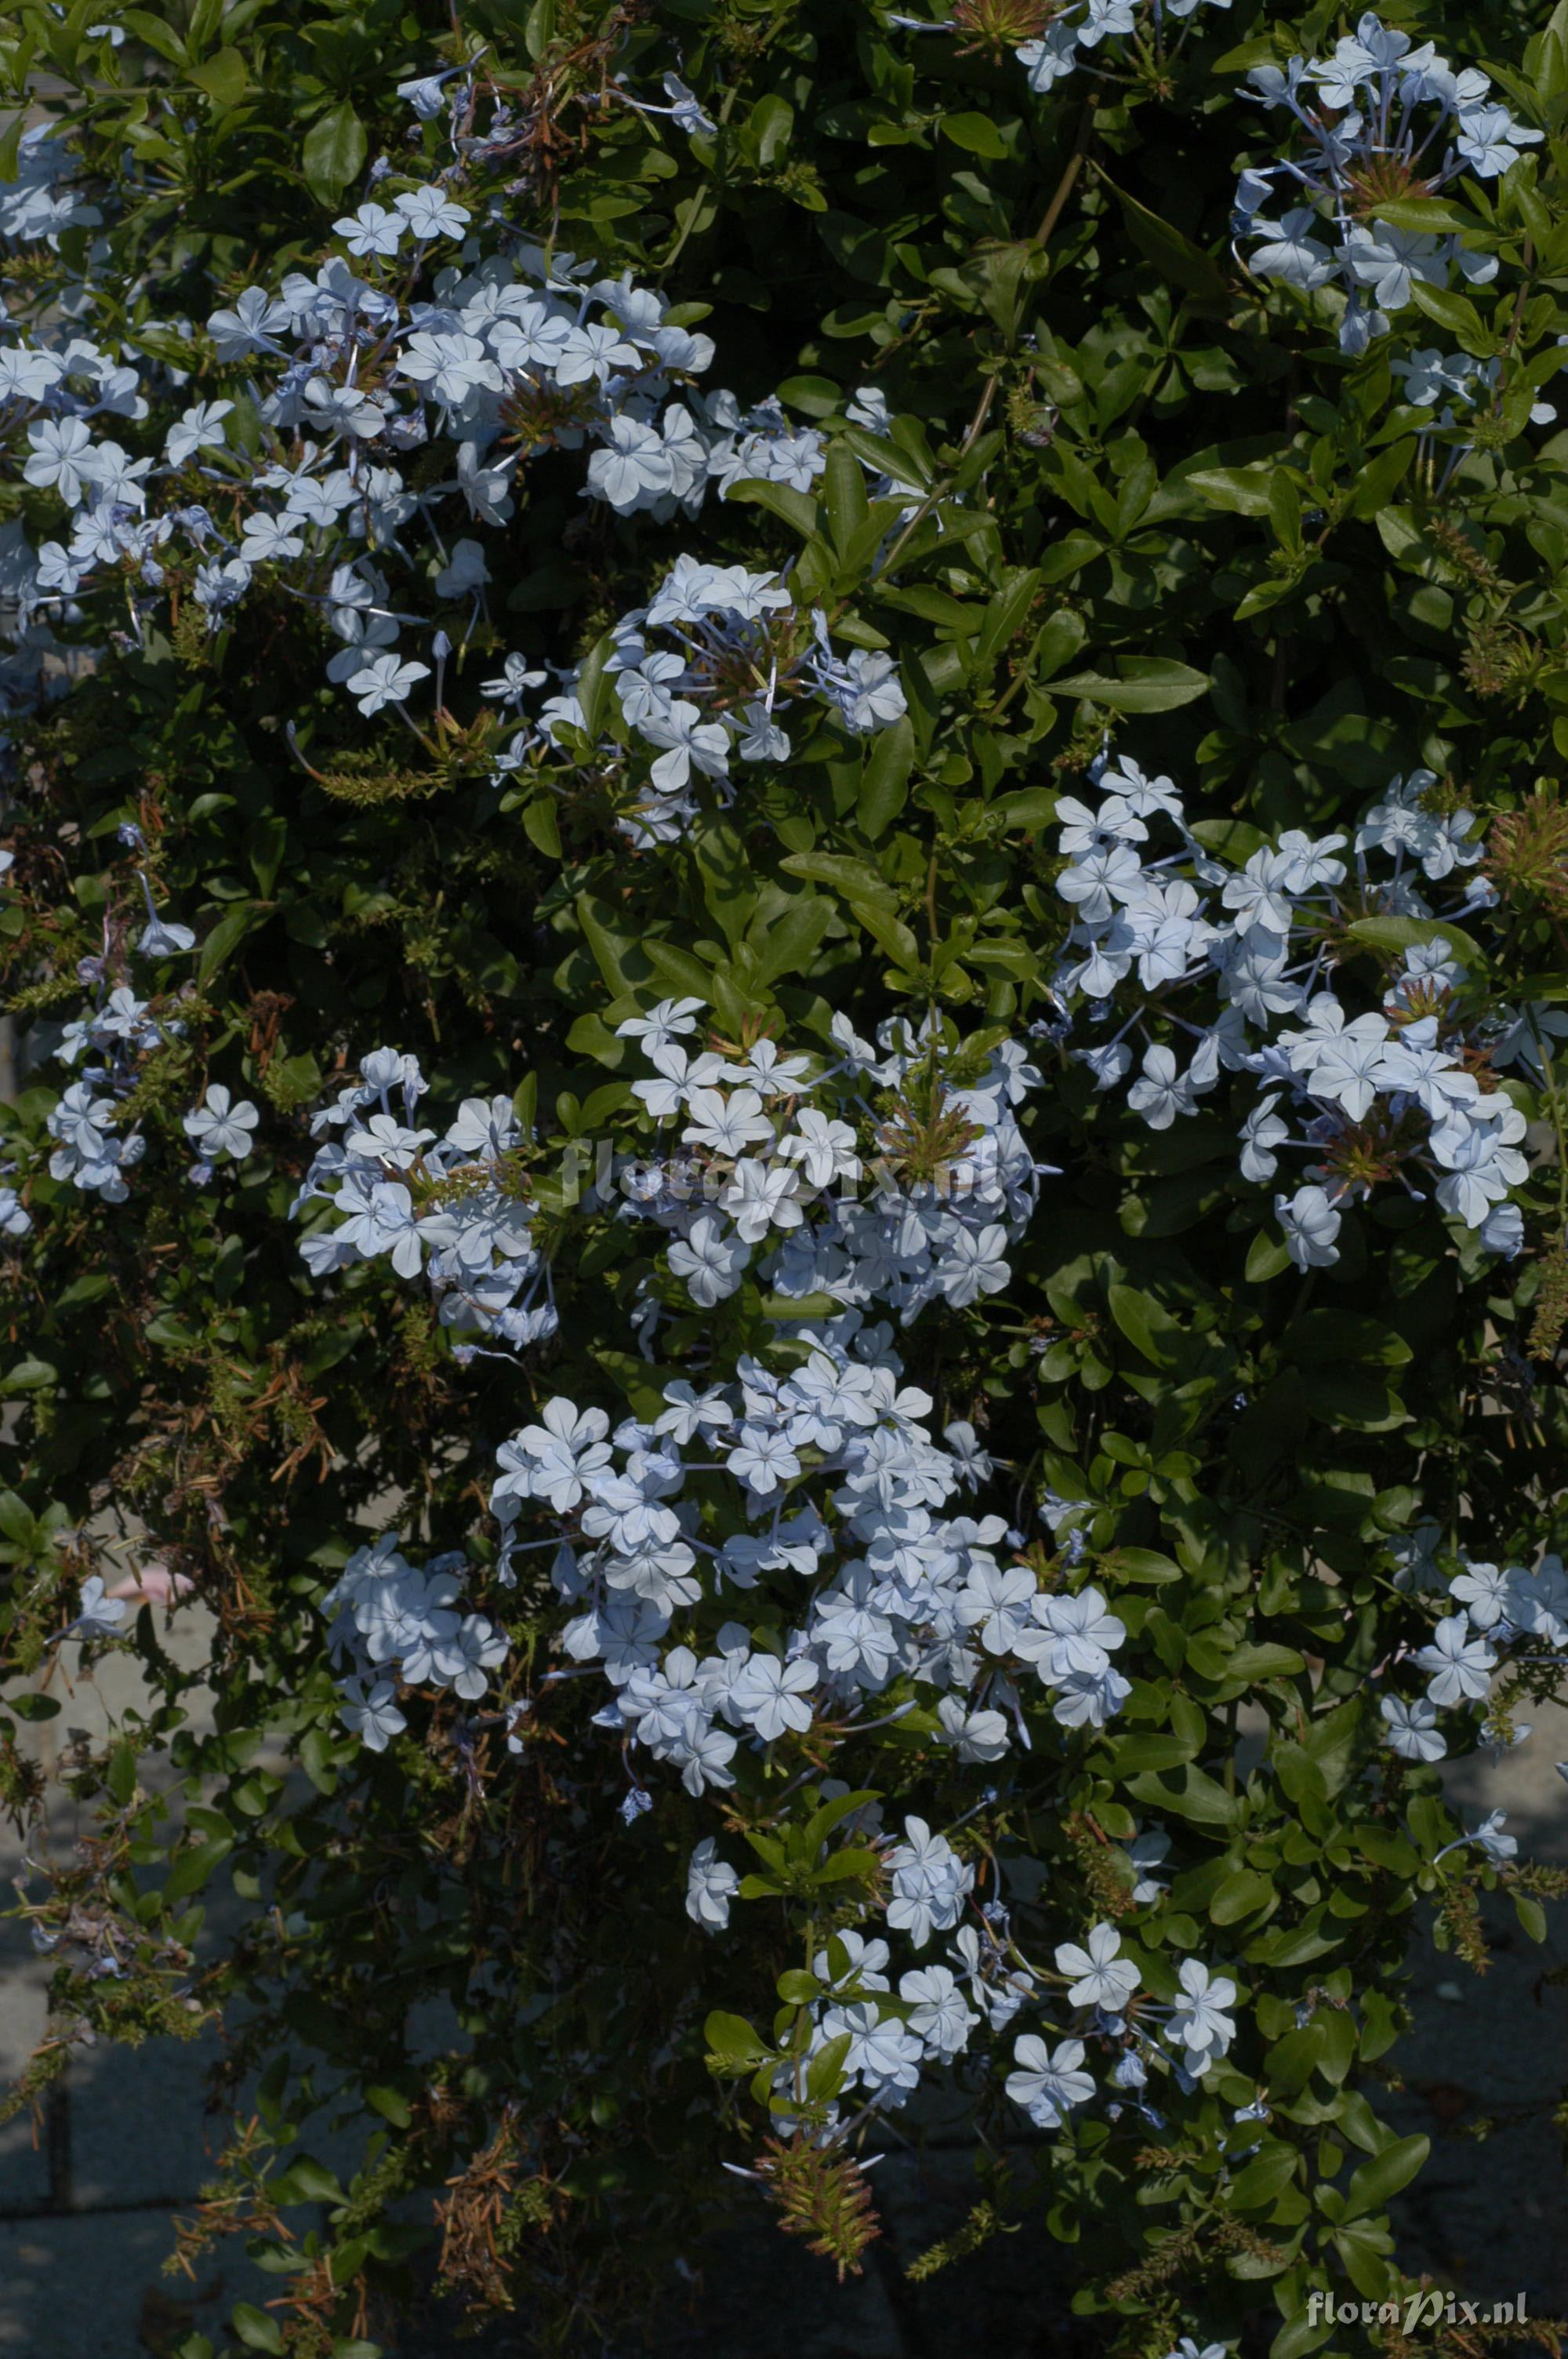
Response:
[1305,2291,1530,2333]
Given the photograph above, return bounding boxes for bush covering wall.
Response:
[2,1,1568,2352]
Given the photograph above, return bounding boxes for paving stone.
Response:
[67,2030,235,2214]
[624,2226,912,2359]
[1383,1901,1568,2316]
[0,2204,270,2359]
[0,1881,53,2219]
[0,2102,52,2215]
[1440,1697,1568,1857]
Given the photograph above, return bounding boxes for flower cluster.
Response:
[1051,754,1530,1270]
[291,1006,1044,1352]
[602,1000,1044,1332]
[1394,347,1559,434]
[488,1357,1130,1755]
[1014,0,1232,92]
[1380,1530,1568,1769]
[289,990,1289,2145]
[711,1899,1238,2135]
[40,866,203,1205]
[320,1534,510,1752]
[1235,13,1537,353]
[0,93,832,780]
[0,122,101,248]
[294,1050,550,1349]
[6,840,270,1213]
[891,2,1234,98]
[321,1374,1254,2141]
[590,557,909,845]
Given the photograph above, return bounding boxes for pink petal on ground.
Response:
[105,1565,196,1607]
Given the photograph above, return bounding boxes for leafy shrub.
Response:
[2,2,1568,2353]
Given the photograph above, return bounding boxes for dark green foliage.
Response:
[2,4,1567,2355]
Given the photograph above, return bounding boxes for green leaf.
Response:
[231,2304,285,2353]
[757,1291,842,1321]
[940,111,1010,160]
[1183,465,1276,516]
[750,93,794,166]
[521,795,562,859]
[797,1787,880,1859]
[822,440,869,556]
[122,9,190,65]
[693,818,757,951]
[751,894,833,988]
[189,44,247,106]
[643,940,716,1004]
[811,1844,880,1885]
[1226,2142,1298,2210]
[9,1692,61,1723]
[976,567,1042,666]
[1224,1643,1306,1683]
[1271,2310,1335,2359]
[1347,436,1415,521]
[197,903,259,989]
[1514,1892,1548,1942]
[1189,816,1269,865]
[1051,659,1209,713]
[1102,1548,1182,1585]
[1210,1867,1276,1924]
[285,2155,346,2203]
[840,424,931,489]
[165,1835,234,1901]
[857,714,913,839]
[851,898,921,974]
[1124,1765,1241,1827]
[1407,278,1494,354]
[806,2030,851,2101]
[1341,2135,1429,2221]
[1107,1283,1181,1368]
[779,851,895,907]
[303,101,367,198]
[703,2012,772,2067]
[575,893,650,996]
[0,1493,35,1544]
[1107,1733,1199,1772]
[1246,1230,1292,1283]
[992,786,1058,831]
[1347,914,1484,966]
[1105,174,1231,302]
[777,375,844,420]
[724,478,819,539]
[1371,196,1468,234]
[575,631,615,736]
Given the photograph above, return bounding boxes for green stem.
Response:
[1526,1009,1568,1234]
[858,107,1096,597]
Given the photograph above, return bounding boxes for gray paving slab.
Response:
[1384,1903,1568,2317]
[67,2030,235,2215]
[0,2203,267,2359]
[0,2101,51,2215]
[1441,1698,1568,1856]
